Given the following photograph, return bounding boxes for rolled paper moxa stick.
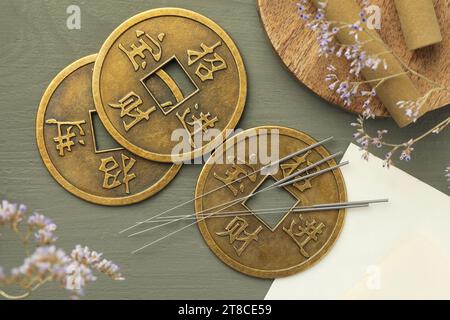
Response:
[394,0,442,50]
[312,0,425,127]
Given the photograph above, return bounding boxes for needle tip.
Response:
[119,223,142,234]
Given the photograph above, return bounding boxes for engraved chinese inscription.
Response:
[283,214,326,259]
[37,55,180,205]
[98,153,137,194]
[216,217,263,256]
[109,92,156,132]
[45,119,86,156]
[187,42,227,82]
[213,159,258,196]
[176,104,218,148]
[92,9,246,162]
[119,30,165,71]
[281,150,320,192]
[195,127,346,278]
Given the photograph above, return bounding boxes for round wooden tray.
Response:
[257,0,449,117]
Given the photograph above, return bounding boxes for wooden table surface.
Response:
[0,0,448,300]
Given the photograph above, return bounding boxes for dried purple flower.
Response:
[383,152,393,168]
[34,224,58,245]
[10,246,70,284]
[94,259,125,281]
[71,245,124,281]
[0,200,26,226]
[28,212,54,229]
[399,140,414,162]
[0,201,124,299]
[300,0,449,169]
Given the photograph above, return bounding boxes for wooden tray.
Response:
[257,0,449,117]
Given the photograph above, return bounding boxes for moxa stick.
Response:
[312,0,425,127]
[394,0,442,50]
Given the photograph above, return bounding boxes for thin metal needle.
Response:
[127,153,343,238]
[145,198,388,223]
[132,204,368,223]
[143,204,366,222]
[138,206,302,223]
[146,206,356,223]
[277,161,349,188]
[131,200,380,255]
[141,167,377,224]
[128,159,345,238]
[130,163,349,253]
[119,136,334,234]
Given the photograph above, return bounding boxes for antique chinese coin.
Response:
[195,126,346,278]
[93,8,247,163]
[36,55,181,206]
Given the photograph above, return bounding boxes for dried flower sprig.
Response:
[351,116,449,167]
[297,0,450,181]
[0,200,124,300]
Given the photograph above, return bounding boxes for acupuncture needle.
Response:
[128,158,346,237]
[127,152,343,238]
[131,162,348,253]
[121,136,334,233]
[142,204,368,223]
[143,199,388,223]
[140,205,367,223]
[119,136,335,234]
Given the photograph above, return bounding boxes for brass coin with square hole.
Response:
[93,8,247,163]
[36,55,181,206]
[195,126,346,278]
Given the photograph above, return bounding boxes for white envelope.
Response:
[265,143,450,300]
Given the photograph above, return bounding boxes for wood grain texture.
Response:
[257,0,450,117]
[0,0,448,300]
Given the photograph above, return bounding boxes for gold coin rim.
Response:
[36,54,182,206]
[92,7,247,163]
[195,126,347,279]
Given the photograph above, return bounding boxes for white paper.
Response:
[265,143,450,300]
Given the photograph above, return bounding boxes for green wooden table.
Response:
[0,0,448,300]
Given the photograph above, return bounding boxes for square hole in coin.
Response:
[89,110,122,153]
[141,56,199,115]
[243,176,299,231]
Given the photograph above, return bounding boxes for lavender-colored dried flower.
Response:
[361,150,370,161]
[0,200,26,225]
[28,212,54,230]
[0,201,125,299]
[71,245,124,281]
[302,0,449,170]
[399,141,414,162]
[11,246,70,284]
[397,100,420,122]
[371,129,388,148]
[95,259,125,281]
[71,245,103,266]
[383,152,393,168]
[296,2,306,11]
[34,224,58,245]
[65,261,97,296]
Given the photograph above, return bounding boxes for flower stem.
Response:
[362,117,450,148]
[351,72,409,85]
[0,289,30,300]
[0,276,52,300]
